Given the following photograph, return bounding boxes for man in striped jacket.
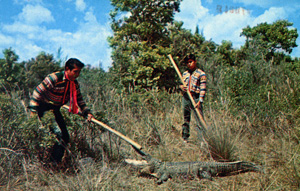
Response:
[179,54,207,142]
[29,58,94,164]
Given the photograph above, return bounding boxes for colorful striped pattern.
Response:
[182,69,207,102]
[29,71,88,112]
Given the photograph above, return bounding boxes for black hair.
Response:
[65,58,85,70]
[187,54,196,61]
[184,54,196,63]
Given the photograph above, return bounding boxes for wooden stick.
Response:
[62,105,143,150]
[168,54,208,130]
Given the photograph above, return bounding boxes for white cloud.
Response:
[176,0,209,29]
[175,1,251,47]
[0,33,14,46]
[75,0,86,12]
[200,8,251,46]
[3,22,40,34]
[64,11,112,68]
[175,1,292,50]
[18,4,54,25]
[252,7,287,26]
[43,10,112,69]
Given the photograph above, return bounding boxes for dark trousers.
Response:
[37,103,69,163]
[182,93,204,140]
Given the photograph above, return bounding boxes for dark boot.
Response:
[50,142,65,164]
[182,123,190,141]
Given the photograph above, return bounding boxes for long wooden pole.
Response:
[167,54,208,130]
[62,105,143,151]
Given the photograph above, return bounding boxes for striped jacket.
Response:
[29,71,89,113]
[182,68,207,102]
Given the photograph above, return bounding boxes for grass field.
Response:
[0,89,299,190]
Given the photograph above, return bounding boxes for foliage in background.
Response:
[0,48,22,95]
[241,20,298,61]
[22,52,62,98]
[109,0,182,91]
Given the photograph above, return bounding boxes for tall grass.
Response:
[0,89,300,190]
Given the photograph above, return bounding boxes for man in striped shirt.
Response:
[29,58,94,164]
[179,54,207,142]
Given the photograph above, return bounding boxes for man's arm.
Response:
[199,74,207,103]
[28,75,55,113]
[195,73,207,108]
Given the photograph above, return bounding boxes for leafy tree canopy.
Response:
[241,20,298,54]
[109,0,182,91]
[0,48,22,94]
[24,52,61,95]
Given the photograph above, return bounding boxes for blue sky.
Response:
[0,0,300,70]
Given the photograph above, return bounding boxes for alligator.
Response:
[125,154,262,184]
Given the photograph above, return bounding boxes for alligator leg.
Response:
[156,173,170,185]
[198,170,213,181]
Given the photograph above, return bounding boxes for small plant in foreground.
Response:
[205,125,239,162]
